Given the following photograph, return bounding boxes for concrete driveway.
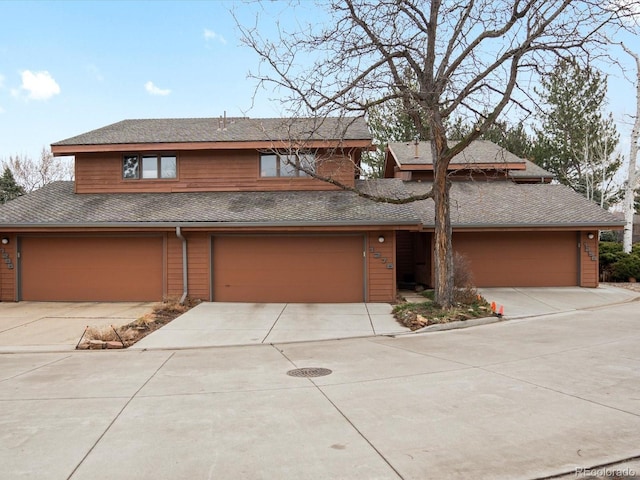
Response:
[132,302,405,350]
[1,298,640,479]
[1,285,638,351]
[0,302,153,352]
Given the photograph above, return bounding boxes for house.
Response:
[0,117,624,303]
[385,140,623,289]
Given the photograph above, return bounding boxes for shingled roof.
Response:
[52,117,371,147]
[0,180,622,230]
[388,140,527,166]
[407,181,624,228]
[0,180,417,228]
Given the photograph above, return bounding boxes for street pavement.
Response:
[1,291,639,479]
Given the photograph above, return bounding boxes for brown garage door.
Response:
[453,231,578,287]
[20,236,164,301]
[213,235,364,302]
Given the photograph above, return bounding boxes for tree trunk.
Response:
[431,122,454,308]
[433,173,454,307]
[623,45,640,254]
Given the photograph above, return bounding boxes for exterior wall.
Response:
[580,231,599,288]
[166,233,183,300]
[187,233,211,300]
[0,234,17,301]
[75,150,356,194]
[367,231,396,302]
[452,231,579,287]
[401,170,510,182]
[166,232,211,301]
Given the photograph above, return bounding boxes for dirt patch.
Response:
[77,298,200,349]
[394,289,492,330]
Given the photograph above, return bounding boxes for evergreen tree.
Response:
[533,60,622,207]
[0,167,25,203]
[363,72,430,178]
[447,118,534,160]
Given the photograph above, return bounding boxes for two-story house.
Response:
[0,117,623,303]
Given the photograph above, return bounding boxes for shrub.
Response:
[453,251,474,288]
[599,241,640,282]
[611,254,640,281]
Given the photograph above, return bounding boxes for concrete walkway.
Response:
[2,298,640,479]
[132,302,406,350]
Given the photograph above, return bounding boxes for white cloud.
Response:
[144,81,171,96]
[204,28,227,44]
[18,70,61,100]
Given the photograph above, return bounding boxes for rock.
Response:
[89,340,106,350]
[106,341,124,349]
[415,314,429,326]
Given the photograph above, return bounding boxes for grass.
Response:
[393,288,492,330]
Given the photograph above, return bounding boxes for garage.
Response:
[453,231,579,287]
[20,236,164,301]
[212,235,364,302]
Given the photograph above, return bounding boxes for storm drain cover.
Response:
[286,367,333,378]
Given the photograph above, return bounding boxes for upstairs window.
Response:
[123,154,177,179]
[260,152,315,177]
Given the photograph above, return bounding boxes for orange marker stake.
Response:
[490,301,496,313]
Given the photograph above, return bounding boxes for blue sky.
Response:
[0,0,292,160]
[0,1,638,163]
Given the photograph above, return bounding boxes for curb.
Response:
[409,315,503,334]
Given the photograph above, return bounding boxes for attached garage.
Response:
[212,235,365,302]
[19,236,164,301]
[453,231,579,287]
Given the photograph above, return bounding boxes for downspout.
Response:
[175,226,188,305]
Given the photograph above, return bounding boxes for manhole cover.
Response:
[286,367,333,378]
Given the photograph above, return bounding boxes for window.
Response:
[259,152,315,177]
[123,154,177,179]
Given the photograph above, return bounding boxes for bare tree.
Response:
[238,0,639,307]
[620,43,640,253]
[2,148,74,193]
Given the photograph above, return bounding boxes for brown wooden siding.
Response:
[212,235,364,302]
[0,235,17,301]
[19,236,164,301]
[452,231,579,287]
[580,231,599,288]
[367,231,396,302]
[75,150,356,193]
[187,233,210,300]
[166,232,211,301]
[166,234,184,299]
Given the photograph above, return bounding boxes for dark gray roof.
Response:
[388,140,526,166]
[508,159,554,180]
[52,117,371,146]
[0,180,417,227]
[0,179,621,230]
[406,181,624,228]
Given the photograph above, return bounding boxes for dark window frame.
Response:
[122,153,177,180]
